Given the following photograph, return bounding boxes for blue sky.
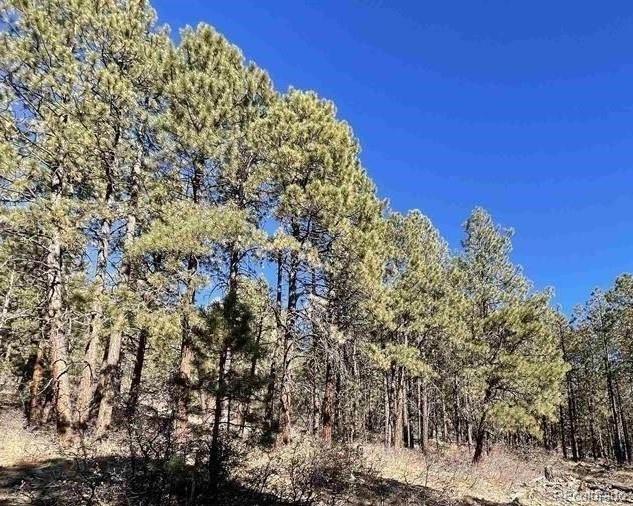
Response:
[152,0,633,313]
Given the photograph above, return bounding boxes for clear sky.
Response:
[152,0,633,313]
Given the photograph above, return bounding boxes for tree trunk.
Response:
[77,217,110,427]
[606,359,625,463]
[321,355,335,446]
[404,377,413,448]
[95,316,123,436]
[393,366,404,448]
[174,161,202,441]
[97,155,141,432]
[441,397,449,442]
[453,376,461,444]
[559,404,568,459]
[27,337,47,425]
[174,306,195,441]
[384,371,391,448]
[126,329,147,417]
[174,256,197,440]
[277,243,299,446]
[473,412,488,464]
[418,378,429,452]
[263,253,283,441]
[239,316,263,437]
[210,343,229,480]
[615,379,632,462]
[47,225,73,444]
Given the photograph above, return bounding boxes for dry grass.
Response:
[4,407,633,505]
[363,442,557,504]
[0,407,60,468]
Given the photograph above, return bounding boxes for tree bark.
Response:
[47,224,73,444]
[77,217,110,428]
[95,316,123,436]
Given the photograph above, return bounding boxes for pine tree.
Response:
[459,208,566,463]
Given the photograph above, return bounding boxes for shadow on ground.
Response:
[0,457,516,505]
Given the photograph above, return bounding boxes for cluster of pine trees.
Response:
[1,0,622,470]
[555,277,633,464]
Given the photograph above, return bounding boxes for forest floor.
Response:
[1,406,633,505]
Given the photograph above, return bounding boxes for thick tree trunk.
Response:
[95,316,123,436]
[588,395,599,459]
[47,226,73,444]
[278,376,292,445]
[465,394,473,448]
[76,314,100,427]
